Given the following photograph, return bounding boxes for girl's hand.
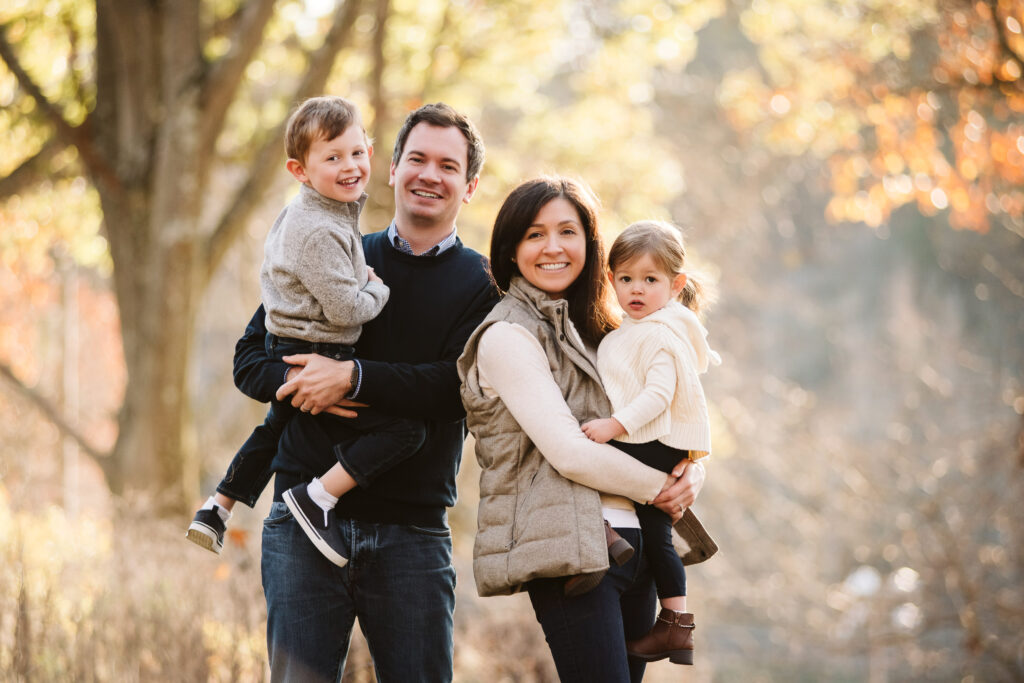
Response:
[325,398,368,419]
[581,417,626,444]
[652,459,706,520]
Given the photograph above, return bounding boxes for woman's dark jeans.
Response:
[526,528,657,683]
[614,440,689,600]
[216,334,425,507]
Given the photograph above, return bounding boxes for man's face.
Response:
[389,123,479,230]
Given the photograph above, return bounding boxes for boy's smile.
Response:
[288,124,373,204]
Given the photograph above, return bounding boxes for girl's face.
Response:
[514,197,587,298]
[609,252,687,320]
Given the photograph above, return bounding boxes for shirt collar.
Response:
[386,221,458,256]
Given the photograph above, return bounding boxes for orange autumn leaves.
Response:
[722,0,1024,232]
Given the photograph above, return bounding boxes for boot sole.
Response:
[627,649,693,665]
[609,539,634,566]
[563,571,605,597]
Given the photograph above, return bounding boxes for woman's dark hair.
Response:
[489,176,617,345]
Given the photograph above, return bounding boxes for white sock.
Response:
[307,477,339,513]
[202,495,232,523]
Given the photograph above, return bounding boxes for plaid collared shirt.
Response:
[386,221,458,256]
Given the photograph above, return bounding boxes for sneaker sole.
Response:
[186,523,223,554]
[283,490,349,568]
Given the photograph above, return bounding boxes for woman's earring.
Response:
[511,257,517,263]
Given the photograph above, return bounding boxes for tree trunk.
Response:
[1,0,364,512]
[95,0,205,512]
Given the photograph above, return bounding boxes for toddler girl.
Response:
[581,220,720,666]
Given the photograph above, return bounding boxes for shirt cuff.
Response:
[347,359,363,400]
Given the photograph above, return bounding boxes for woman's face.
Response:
[514,197,587,298]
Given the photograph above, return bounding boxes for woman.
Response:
[457,177,709,681]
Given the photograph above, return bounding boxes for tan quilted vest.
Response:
[458,277,612,596]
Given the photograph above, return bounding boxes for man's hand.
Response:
[651,458,706,521]
[276,354,353,414]
[580,417,626,444]
[366,266,383,285]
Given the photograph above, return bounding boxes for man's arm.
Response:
[277,281,498,419]
[233,305,290,402]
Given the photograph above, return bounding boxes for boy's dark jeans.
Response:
[216,334,426,508]
[612,440,690,600]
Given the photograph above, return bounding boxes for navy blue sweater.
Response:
[233,230,499,527]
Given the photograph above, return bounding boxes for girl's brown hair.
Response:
[489,177,617,344]
[608,220,716,316]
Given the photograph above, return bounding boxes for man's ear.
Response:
[286,159,308,183]
[462,176,480,204]
[388,160,397,188]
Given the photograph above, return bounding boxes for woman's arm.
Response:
[477,322,668,504]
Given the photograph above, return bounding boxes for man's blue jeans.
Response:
[261,502,455,682]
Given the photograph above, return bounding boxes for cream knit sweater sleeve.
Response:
[476,321,666,505]
[610,348,676,437]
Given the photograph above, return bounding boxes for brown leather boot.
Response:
[605,520,634,566]
[626,608,695,665]
[563,569,606,597]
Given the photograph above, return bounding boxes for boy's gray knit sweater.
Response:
[260,183,389,344]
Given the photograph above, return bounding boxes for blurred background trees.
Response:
[1,0,1021,680]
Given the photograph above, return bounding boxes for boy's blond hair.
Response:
[285,96,365,164]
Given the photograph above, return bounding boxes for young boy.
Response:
[186,96,424,566]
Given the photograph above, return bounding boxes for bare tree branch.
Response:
[368,0,391,125]
[199,0,278,154]
[203,0,366,281]
[0,361,109,465]
[420,2,454,97]
[0,24,120,194]
[0,138,68,199]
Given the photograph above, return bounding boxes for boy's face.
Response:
[389,123,478,230]
[287,125,372,204]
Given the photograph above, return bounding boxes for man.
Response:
[232,103,499,682]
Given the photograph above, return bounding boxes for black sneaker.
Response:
[186,508,226,554]
[283,482,349,567]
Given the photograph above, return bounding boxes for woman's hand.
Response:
[651,458,706,521]
[276,354,353,414]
